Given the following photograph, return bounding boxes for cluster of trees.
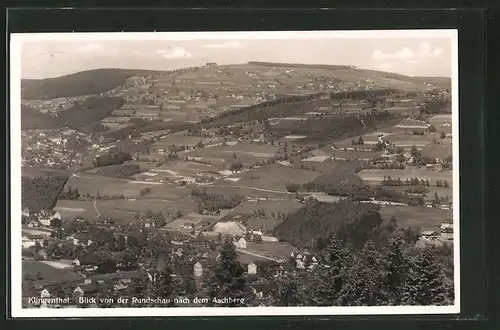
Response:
[382,176,431,187]
[21,175,68,212]
[93,150,132,167]
[436,180,450,188]
[419,92,452,115]
[269,111,395,143]
[285,182,301,193]
[93,163,141,178]
[144,210,167,228]
[59,186,81,200]
[273,199,384,250]
[277,235,453,307]
[191,189,244,214]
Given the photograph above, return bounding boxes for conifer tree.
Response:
[337,240,386,306]
[384,231,410,305]
[276,274,303,306]
[312,237,349,306]
[402,246,448,305]
[207,238,246,306]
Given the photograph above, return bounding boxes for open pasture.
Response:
[233,163,321,191]
[379,206,452,231]
[357,168,453,185]
[428,114,453,134]
[63,173,162,197]
[420,143,453,160]
[383,132,436,148]
[21,166,73,178]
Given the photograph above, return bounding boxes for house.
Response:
[73,286,84,298]
[36,249,48,260]
[27,220,39,228]
[248,262,257,275]
[194,262,203,277]
[420,230,438,241]
[441,219,453,230]
[234,237,247,249]
[22,207,30,217]
[72,259,81,267]
[440,227,454,240]
[40,288,50,299]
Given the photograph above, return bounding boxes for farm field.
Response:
[357,168,453,185]
[230,163,321,191]
[200,185,288,199]
[55,195,197,222]
[142,160,220,181]
[186,142,279,168]
[22,228,53,238]
[379,206,452,232]
[383,132,437,147]
[420,143,453,160]
[22,260,84,287]
[21,166,74,178]
[150,133,217,149]
[63,173,162,197]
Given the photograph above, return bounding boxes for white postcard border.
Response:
[10,29,460,318]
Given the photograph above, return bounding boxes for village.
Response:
[20,60,455,308]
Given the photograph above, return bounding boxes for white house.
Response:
[194,262,203,277]
[420,230,438,241]
[72,259,81,267]
[248,262,257,275]
[73,286,84,297]
[40,288,50,298]
[234,237,247,249]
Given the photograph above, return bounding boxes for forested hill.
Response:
[21,105,62,130]
[273,199,383,250]
[21,68,159,100]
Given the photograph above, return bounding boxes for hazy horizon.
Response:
[18,33,454,79]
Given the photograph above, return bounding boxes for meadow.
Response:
[357,168,453,185]
[379,206,453,232]
[63,173,162,197]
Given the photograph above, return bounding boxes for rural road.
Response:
[93,200,101,218]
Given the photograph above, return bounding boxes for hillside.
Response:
[57,96,125,129]
[412,76,451,90]
[21,68,159,100]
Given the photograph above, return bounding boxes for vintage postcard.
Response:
[10,30,459,317]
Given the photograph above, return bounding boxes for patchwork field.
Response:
[379,206,453,231]
[21,166,74,178]
[357,168,453,185]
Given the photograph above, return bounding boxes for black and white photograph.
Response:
[10,30,459,317]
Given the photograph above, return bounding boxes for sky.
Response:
[17,32,454,79]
